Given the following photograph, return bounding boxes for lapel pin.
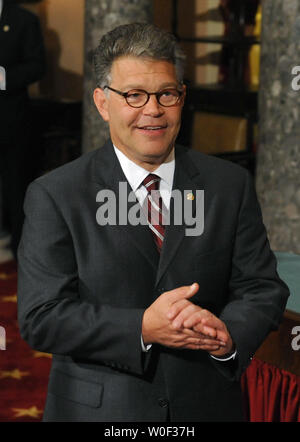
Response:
[187,193,194,201]
[3,25,10,32]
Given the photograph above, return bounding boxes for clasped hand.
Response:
[142,283,234,357]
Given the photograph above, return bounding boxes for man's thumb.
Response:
[186,283,199,297]
[168,282,199,303]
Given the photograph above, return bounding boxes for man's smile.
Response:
[136,124,168,135]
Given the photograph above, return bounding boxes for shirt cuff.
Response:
[210,349,237,362]
[141,335,152,352]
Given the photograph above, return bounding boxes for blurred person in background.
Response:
[0,0,45,259]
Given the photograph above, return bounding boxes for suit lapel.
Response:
[155,146,201,287]
[0,2,9,27]
[91,142,202,282]
[92,141,159,271]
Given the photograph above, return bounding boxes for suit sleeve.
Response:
[216,170,289,380]
[5,14,46,91]
[17,180,149,376]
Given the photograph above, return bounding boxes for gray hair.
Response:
[93,23,186,88]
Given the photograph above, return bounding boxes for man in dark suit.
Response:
[0,0,45,256]
[17,23,289,422]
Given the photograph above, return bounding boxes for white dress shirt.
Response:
[113,144,175,210]
[113,144,236,361]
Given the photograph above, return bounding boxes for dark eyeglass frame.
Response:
[103,85,184,108]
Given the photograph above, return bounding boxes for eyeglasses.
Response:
[103,85,183,108]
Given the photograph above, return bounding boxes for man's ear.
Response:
[93,88,109,121]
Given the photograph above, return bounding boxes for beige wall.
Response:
[22,0,84,101]
[153,0,224,85]
[196,0,224,85]
[23,0,225,99]
[47,0,84,76]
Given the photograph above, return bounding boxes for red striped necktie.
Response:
[142,174,165,253]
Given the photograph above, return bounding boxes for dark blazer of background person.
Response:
[0,0,45,252]
[17,139,289,422]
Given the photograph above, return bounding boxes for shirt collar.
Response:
[113,144,175,192]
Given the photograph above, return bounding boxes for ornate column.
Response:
[255,0,300,254]
[82,0,153,152]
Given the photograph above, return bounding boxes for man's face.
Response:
[94,56,185,170]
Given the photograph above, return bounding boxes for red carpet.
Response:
[0,260,51,422]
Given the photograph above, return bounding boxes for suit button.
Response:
[158,398,168,408]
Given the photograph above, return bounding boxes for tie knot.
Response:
[143,174,160,193]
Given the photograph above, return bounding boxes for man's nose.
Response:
[142,94,164,116]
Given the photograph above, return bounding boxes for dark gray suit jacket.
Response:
[17,141,289,422]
